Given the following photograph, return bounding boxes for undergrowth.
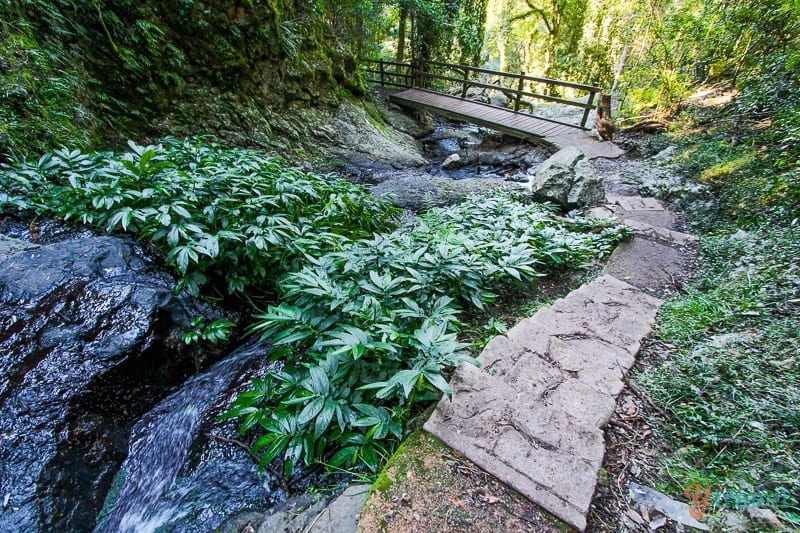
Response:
[225,194,628,475]
[0,138,629,480]
[638,75,800,525]
[0,137,397,300]
[642,228,800,525]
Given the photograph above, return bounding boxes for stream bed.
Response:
[0,120,549,532]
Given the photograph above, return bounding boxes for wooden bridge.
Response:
[361,59,603,143]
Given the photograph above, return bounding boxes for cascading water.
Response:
[94,340,277,533]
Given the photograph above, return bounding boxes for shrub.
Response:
[225,193,629,475]
[0,137,399,297]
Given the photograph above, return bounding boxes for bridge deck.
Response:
[389,88,584,141]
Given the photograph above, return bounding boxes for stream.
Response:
[94,340,275,533]
[0,119,549,532]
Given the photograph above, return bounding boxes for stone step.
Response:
[588,199,697,246]
[423,275,662,531]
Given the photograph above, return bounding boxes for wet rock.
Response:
[370,175,511,212]
[0,234,38,258]
[0,236,222,532]
[95,339,275,533]
[526,147,604,209]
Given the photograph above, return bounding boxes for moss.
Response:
[1,0,363,157]
[699,151,757,184]
[371,430,427,494]
[0,21,99,158]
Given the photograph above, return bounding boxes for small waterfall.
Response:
[94,340,275,533]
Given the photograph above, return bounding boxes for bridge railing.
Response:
[361,59,601,129]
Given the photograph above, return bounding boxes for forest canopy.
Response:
[2,0,799,156]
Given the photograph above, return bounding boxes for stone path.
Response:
[592,195,698,295]
[423,276,661,530]
[421,194,697,531]
[542,130,625,160]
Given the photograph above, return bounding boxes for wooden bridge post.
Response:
[596,93,615,140]
[581,90,597,128]
[379,60,385,88]
[514,73,525,112]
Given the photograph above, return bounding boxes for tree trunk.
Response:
[396,7,408,64]
[611,40,630,96]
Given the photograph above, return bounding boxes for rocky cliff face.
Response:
[1,0,366,156]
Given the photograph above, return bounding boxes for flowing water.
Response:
[94,340,276,533]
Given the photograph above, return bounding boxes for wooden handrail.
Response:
[359,58,601,129]
[422,60,600,93]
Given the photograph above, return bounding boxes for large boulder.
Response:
[371,175,511,212]
[526,146,605,209]
[0,235,223,531]
[328,100,428,169]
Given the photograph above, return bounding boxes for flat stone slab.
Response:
[603,237,695,294]
[607,194,665,211]
[621,218,698,246]
[424,275,662,531]
[619,209,678,230]
[588,197,697,246]
[543,131,625,160]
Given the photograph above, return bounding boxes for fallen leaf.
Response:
[626,509,646,525]
[480,493,501,504]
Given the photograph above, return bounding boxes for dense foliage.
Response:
[0,139,629,477]
[635,42,800,524]
[643,226,800,525]
[226,195,627,474]
[0,0,384,157]
[0,137,398,297]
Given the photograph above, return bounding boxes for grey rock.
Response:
[744,507,783,528]
[380,106,435,139]
[621,218,698,245]
[527,147,604,209]
[442,153,462,169]
[308,484,370,532]
[652,146,678,161]
[566,159,605,207]
[0,236,222,531]
[628,483,710,531]
[221,484,370,533]
[489,92,508,108]
[370,175,510,212]
[328,101,428,168]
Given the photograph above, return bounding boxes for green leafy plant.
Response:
[225,192,629,477]
[0,137,399,299]
[182,317,237,345]
[0,138,628,482]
